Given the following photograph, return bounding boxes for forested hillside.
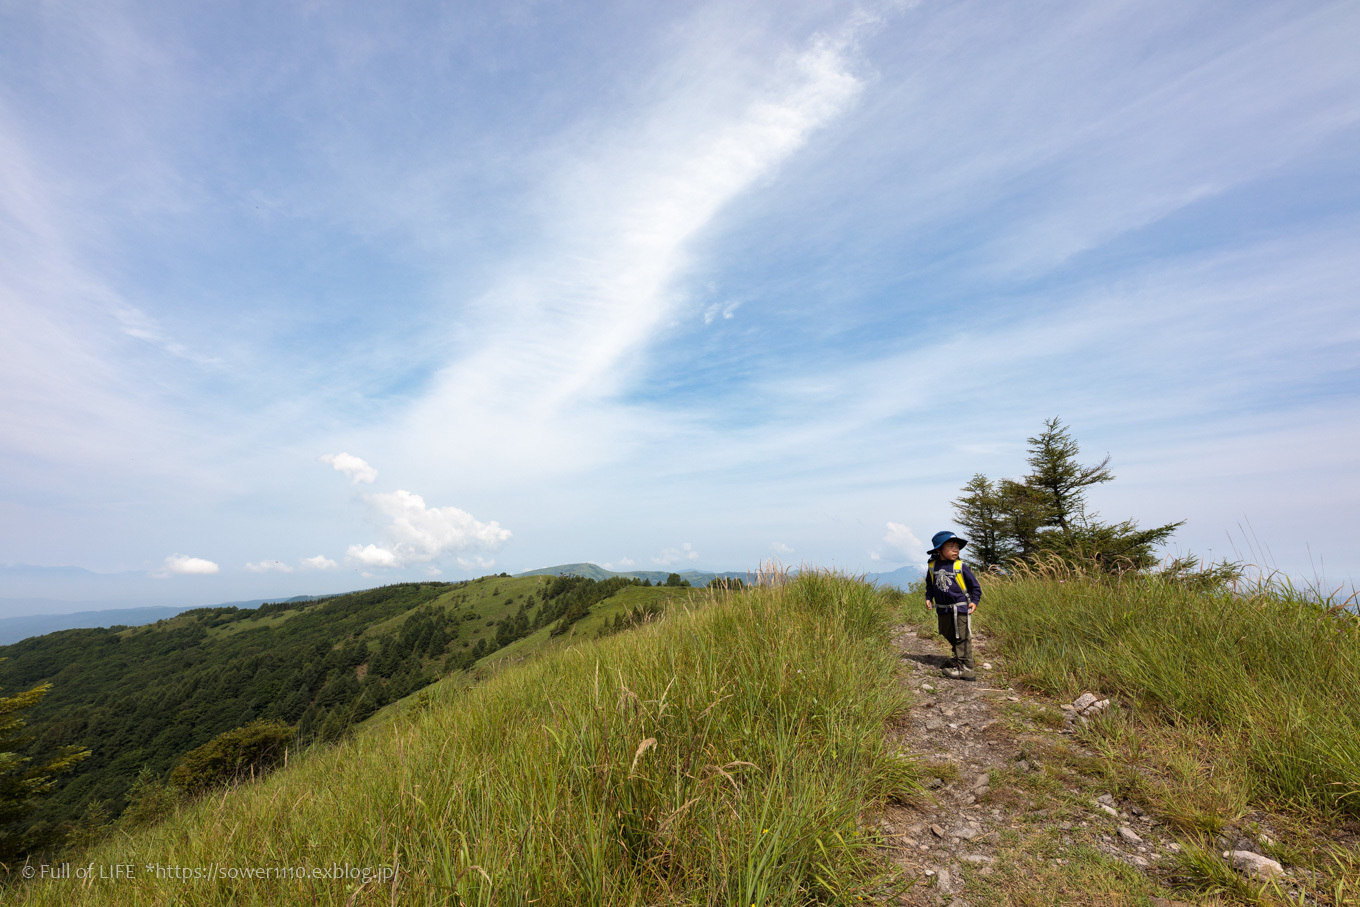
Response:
[0,572,685,842]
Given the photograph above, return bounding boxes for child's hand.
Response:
[968,602,977,614]
[923,598,930,610]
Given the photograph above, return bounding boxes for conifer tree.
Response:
[951,418,1181,573]
[1024,416,1114,533]
[951,474,1009,567]
[0,682,89,860]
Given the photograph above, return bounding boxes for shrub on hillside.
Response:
[169,720,294,795]
[118,768,182,830]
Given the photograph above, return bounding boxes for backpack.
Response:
[928,558,967,600]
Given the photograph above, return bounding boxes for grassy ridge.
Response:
[15,573,916,905]
[979,562,1360,819]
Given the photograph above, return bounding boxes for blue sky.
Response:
[2,0,1358,611]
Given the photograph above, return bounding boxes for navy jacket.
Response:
[925,558,982,613]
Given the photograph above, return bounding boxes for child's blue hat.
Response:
[927,531,968,556]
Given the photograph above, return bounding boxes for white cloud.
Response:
[245,559,294,573]
[703,301,740,325]
[319,452,378,485]
[653,542,700,567]
[300,555,338,570]
[346,544,398,567]
[425,566,442,577]
[770,541,794,554]
[456,555,496,570]
[381,16,872,484]
[345,490,511,569]
[152,554,220,578]
[873,523,926,565]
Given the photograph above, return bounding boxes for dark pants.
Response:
[936,608,973,668]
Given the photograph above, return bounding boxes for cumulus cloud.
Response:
[245,560,294,573]
[152,554,220,578]
[346,490,511,569]
[871,523,926,565]
[653,542,700,567]
[456,555,496,570]
[319,452,378,484]
[346,544,398,567]
[602,557,636,571]
[300,555,338,570]
[770,541,794,554]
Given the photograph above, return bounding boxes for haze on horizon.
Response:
[3,1,1358,611]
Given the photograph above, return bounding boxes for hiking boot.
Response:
[941,665,963,679]
[957,665,977,681]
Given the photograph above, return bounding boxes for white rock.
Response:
[1119,826,1143,845]
[1072,692,1098,712]
[1095,802,1119,818]
[1166,843,1182,853]
[1224,850,1284,880]
[962,854,995,864]
[1084,698,1111,715]
[983,662,993,670]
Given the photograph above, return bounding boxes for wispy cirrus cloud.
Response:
[380,13,876,486]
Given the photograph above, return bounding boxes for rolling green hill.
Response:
[0,572,689,841]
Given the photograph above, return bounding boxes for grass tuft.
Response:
[980,561,1360,818]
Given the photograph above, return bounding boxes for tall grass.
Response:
[13,572,916,906]
[981,559,1360,817]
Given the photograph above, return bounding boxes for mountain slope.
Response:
[14,572,917,905]
[0,574,687,832]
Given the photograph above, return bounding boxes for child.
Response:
[923,531,982,680]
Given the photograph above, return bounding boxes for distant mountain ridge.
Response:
[514,563,752,586]
[864,564,925,590]
[0,595,338,645]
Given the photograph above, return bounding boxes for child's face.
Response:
[940,541,961,560]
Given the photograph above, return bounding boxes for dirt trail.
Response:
[875,614,1184,906]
